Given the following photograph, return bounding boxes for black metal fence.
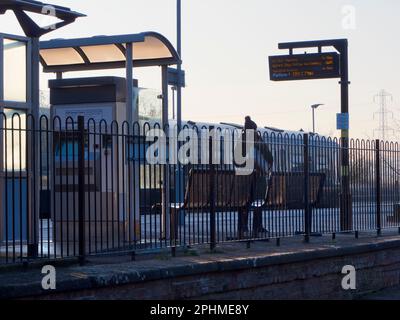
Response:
[1,113,400,265]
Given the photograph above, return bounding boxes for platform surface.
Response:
[1,229,400,299]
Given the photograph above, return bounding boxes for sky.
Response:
[1,0,400,139]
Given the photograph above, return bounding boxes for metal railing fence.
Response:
[1,113,400,265]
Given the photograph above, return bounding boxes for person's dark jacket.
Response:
[242,117,274,170]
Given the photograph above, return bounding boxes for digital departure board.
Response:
[269,52,340,81]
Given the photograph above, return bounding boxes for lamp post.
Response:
[311,104,324,134]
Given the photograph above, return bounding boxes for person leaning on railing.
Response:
[238,116,274,237]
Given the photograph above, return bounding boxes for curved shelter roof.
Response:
[39,31,181,72]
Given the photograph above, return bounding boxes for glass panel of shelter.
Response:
[0,34,30,172]
[0,34,31,243]
[3,38,27,102]
[40,47,84,66]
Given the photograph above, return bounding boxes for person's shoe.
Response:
[253,228,269,237]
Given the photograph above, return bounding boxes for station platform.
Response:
[1,229,400,300]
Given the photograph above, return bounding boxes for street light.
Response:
[311,104,324,134]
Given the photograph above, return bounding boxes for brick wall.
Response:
[31,244,400,300]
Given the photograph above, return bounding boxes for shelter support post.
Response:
[161,65,171,240]
[126,43,141,242]
[0,38,4,243]
[337,40,352,232]
[126,43,134,124]
[28,37,40,257]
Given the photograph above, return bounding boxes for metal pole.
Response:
[312,108,315,134]
[126,43,134,124]
[161,65,171,240]
[172,87,176,120]
[176,0,182,129]
[78,116,86,265]
[28,37,40,258]
[126,43,140,242]
[0,37,4,243]
[338,40,352,232]
[376,139,382,236]
[209,126,216,251]
[175,0,185,232]
[304,134,311,242]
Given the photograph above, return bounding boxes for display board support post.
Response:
[336,40,352,232]
[271,39,352,232]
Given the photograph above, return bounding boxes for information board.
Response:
[337,113,350,130]
[269,52,340,81]
[168,67,186,88]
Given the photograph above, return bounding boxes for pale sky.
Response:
[1,0,400,139]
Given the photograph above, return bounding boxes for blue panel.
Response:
[337,113,350,130]
[2,178,28,241]
[128,142,148,162]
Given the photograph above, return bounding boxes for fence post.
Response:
[77,116,86,265]
[209,126,216,251]
[304,134,311,243]
[376,139,382,236]
[28,115,39,258]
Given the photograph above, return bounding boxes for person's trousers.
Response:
[238,208,263,238]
